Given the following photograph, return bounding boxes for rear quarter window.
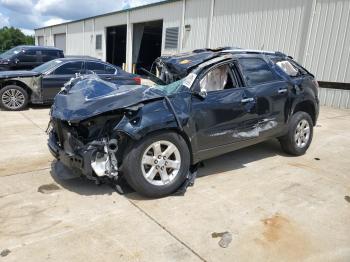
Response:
[41,50,60,62]
[239,58,280,86]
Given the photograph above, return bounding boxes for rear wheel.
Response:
[0,85,28,111]
[123,132,190,198]
[279,111,313,156]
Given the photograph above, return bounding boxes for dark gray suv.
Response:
[0,45,64,71]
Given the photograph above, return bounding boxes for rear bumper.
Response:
[48,133,95,177]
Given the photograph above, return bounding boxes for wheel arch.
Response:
[0,80,32,98]
[116,127,194,166]
[292,99,317,126]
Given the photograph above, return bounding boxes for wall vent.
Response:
[164,27,179,49]
[96,34,102,50]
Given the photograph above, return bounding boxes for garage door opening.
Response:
[54,34,66,53]
[133,20,163,74]
[106,25,127,67]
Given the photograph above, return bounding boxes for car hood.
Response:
[0,70,41,79]
[51,75,186,122]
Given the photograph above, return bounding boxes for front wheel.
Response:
[122,132,190,198]
[279,111,313,156]
[0,85,28,111]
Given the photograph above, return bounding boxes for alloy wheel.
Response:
[141,140,181,186]
[294,119,310,148]
[1,88,25,110]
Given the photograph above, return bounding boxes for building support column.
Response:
[179,0,186,52]
[301,0,317,64]
[50,27,53,46]
[126,11,133,73]
[206,0,215,48]
[83,20,85,55]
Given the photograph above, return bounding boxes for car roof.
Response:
[52,57,116,66]
[18,45,63,51]
[55,57,100,62]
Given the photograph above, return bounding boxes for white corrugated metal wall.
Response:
[34,0,350,107]
[34,0,350,82]
[303,0,350,83]
[182,0,211,52]
[210,0,310,61]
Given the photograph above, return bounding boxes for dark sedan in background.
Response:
[0,57,141,110]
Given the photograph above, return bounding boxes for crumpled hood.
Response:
[51,76,168,122]
[0,70,41,79]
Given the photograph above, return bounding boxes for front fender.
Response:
[113,99,179,140]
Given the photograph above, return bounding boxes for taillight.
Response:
[133,77,141,85]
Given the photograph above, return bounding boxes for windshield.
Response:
[0,46,22,59]
[32,59,63,73]
[153,79,185,95]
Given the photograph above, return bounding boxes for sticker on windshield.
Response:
[183,73,197,88]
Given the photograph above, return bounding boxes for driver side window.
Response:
[199,64,238,92]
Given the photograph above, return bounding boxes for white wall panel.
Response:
[66,21,84,55]
[83,19,95,57]
[304,0,350,82]
[52,25,66,34]
[319,87,350,108]
[182,0,211,52]
[210,0,310,61]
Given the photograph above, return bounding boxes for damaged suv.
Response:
[48,48,319,197]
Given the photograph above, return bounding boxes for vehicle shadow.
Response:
[0,104,51,111]
[125,139,289,201]
[49,139,288,199]
[50,160,115,196]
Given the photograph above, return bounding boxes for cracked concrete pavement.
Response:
[0,106,349,261]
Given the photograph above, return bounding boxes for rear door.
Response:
[191,61,258,151]
[237,56,291,138]
[14,49,40,69]
[41,61,84,101]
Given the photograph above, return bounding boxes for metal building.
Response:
[35,0,350,107]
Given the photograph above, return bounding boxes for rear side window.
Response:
[86,62,116,74]
[17,50,37,63]
[269,56,309,77]
[41,50,60,62]
[239,58,280,86]
[54,61,83,75]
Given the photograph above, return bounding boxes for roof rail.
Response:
[221,49,286,56]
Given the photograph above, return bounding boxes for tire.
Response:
[122,132,190,198]
[279,111,313,156]
[0,85,28,111]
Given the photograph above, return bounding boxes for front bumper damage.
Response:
[47,119,120,183]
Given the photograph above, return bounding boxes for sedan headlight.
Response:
[0,60,9,65]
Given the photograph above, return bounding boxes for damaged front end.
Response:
[47,112,127,182]
[47,74,186,184]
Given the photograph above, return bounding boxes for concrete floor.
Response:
[0,106,349,262]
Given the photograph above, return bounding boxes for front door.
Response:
[42,61,84,101]
[191,62,258,151]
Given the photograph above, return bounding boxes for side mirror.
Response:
[197,88,207,99]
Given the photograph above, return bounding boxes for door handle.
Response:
[278,88,288,94]
[241,97,255,103]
